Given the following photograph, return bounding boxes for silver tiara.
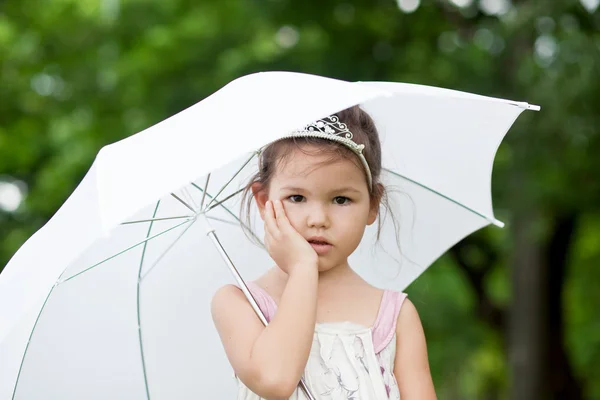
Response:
[278,115,373,190]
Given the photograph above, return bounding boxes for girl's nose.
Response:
[306,203,330,228]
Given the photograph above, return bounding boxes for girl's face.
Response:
[256,145,378,272]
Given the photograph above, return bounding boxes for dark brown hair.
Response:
[240,105,399,245]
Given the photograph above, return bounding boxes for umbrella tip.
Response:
[492,219,505,228]
[527,104,541,111]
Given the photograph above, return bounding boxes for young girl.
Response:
[212,106,437,400]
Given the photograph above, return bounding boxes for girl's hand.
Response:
[264,200,318,275]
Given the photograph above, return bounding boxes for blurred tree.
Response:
[1,0,599,398]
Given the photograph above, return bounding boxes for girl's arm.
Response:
[212,200,319,399]
[393,299,437,399]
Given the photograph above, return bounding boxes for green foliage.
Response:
[566,213,600,398]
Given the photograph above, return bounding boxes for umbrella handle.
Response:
[207,230,317,400]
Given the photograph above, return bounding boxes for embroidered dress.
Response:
[237,282,407,400]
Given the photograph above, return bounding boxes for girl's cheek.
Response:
[284,207,302,225]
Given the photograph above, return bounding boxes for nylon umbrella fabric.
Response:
[0,71,538,399]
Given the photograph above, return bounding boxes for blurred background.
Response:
[0,0,598,398]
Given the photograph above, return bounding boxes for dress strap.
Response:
[372,290,408,354]
[244,282,278,323]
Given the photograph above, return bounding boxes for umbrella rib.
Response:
[171,193,197,214]
[180,189,194,211]
[383,168,505,228]
[59,219,193,284]
[11,283,58,399]
[204,152,256,211]
[136,200,160,400]
[121,216,193,225]
[182,186,200,211]
[205,188,244,212]
[199,173,211,209]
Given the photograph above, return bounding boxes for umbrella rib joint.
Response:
[190,183,264,246]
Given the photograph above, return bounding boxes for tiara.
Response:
[277,115,373,190]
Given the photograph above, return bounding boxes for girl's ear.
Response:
[367,183,384,226]
[252,182,268,221]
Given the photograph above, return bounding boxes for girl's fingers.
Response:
[264,230,273,251]
[264,200,278,235]
[273,200,289,230]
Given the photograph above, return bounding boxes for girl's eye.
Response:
[333,196,351,205]
[288,195,305,203]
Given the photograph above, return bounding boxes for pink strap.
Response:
[243,283,406,354]
[372,290,407,354]
[245,282,277,322]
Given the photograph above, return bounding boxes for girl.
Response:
[212,106,437,400]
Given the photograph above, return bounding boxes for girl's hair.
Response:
[240,105,398,245]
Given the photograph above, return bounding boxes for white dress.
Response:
[237,283,407,400]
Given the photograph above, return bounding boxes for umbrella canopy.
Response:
[0,71,538,399]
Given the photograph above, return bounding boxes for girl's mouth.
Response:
[307,239,332,255]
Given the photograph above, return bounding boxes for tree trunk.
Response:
[543,212,583,399]
[509,207,544,400]
[508,209,583,399]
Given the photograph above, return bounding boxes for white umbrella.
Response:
[0,71,539,399]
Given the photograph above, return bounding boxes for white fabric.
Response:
[237,322,400,400]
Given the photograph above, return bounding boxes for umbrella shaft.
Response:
[207,230,268,326]
[207,230,316,400]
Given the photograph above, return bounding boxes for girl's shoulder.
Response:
[212,267,283,302]
[214,271,282,323]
